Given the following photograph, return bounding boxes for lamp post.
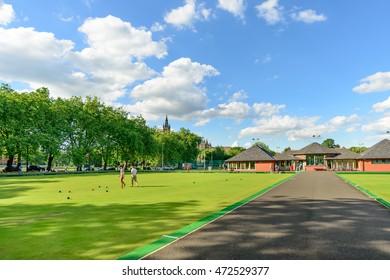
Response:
[203,149,206,170]
[161,143,164,171]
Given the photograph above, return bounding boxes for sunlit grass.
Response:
[0,172,292,259]
[338,173,390,202]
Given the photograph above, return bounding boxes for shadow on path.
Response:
[145,172,390,260]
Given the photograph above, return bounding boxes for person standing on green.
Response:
[131,166,139,187]
[119,165,126,189]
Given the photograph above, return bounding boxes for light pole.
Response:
[161,143,164,170]
[203,149,206,170]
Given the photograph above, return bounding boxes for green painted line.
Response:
[335,173,390,210]
[117,174,294,260]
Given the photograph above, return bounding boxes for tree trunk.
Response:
[47,154,54,171]
[6,155,14,171]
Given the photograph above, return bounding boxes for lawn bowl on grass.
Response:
[0,172,292,260]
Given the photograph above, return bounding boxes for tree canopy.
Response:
[0,83,202,171]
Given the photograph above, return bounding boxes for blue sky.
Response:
[1,0,390,151]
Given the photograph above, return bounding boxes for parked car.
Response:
[98,166,116,171]
[28,165,45,172]
[2,166,19,172]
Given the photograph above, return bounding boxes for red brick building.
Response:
[225,139,390,172]
[357,139,390,172]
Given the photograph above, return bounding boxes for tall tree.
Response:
[255,141,276,155]
[0,84,33,170]
[322,138,340,148]
[177,128,202,162]
[349,146,367,154]
[36,92,69,171]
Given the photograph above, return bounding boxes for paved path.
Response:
[145,172,390,259]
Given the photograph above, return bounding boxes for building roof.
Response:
[327,148,360,160]
[358,139,390,159]
[293,142,339,155]
[225,144,275,162]
[274,150,302,161]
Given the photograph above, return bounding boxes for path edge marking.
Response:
[116,174,295,260]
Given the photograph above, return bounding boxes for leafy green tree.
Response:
[63,97,107,170]
[255,141,276,155]
[322,138,340,148]
[225,147,245,158]
[115,115,144,168]
[132,116,157,167]
[153,129,184,167]
[0,83,18,169]
[212,146,226,160]
[349,146,367,154]
[177,128,202,162]
[94,105,127,169]
[0,84,35,169]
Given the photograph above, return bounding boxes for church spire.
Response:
[163,115,170,132]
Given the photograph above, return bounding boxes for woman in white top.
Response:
[130,166,139,187]
[119,165,126,189]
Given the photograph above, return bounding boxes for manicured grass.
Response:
[337,173,390,203]
[0,172,292,260]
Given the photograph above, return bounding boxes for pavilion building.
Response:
[225,139,390,172]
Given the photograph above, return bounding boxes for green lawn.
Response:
[338,173,390,203]
[0,171,292,260]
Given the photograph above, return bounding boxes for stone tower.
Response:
[163,115,170,132]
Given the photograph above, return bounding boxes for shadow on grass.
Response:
[0,179,63,199]
[0,201,199,260]
[145,197,390,260]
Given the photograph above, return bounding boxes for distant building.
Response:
[163,115,171,132]
[225,139,390,172]
[357,139,390,172]
[198,139,212,150]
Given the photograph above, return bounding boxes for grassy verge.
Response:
[336,173,390,208]
[0,172,292,259]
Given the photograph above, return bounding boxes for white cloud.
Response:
[201,101,251,120]
[239,115,318,138]
[194,118,210,126]
[291,9,327,23]
[362,113,390,133]
[230,90,248,101]
[0,26,75,91]
[217,0,246,20]
[231,141,239,147]
[373,96,390,112]
[0,16,168,103]
[126,57,219,120]
[256,0,284,25]
[151,22,165,32]
[253,102,285,117]
[353,72,390,93]
[239,113,360,141]
[66,15,168,102]
[0,1,15,25]
[328,114,359,126]
[164,0,211,30]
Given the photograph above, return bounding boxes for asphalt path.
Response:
[145,171,390,260]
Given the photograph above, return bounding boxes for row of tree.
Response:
[0,83,208,171]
